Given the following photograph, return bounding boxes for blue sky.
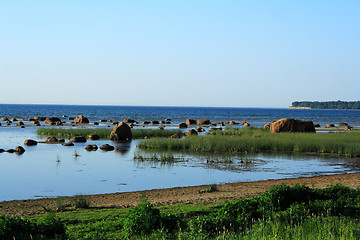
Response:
[1,1,359,108]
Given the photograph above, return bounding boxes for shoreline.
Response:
[1,172,360,217]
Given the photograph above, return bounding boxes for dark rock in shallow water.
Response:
[74,115,89,124]
[45,136,58,142]
[62,142,74,146]
[85,144,98,151]
[270,118,315,133]
[14,146,25,154]
[24,139,37,146]
[44,117,61,125]
[69,136,87,142]
[197,119,211,125]
[100,144,114,151]
[110,122,132,141]
[178,123,188,128]
[88,134,100,140]
[16,121,24,126]
[186,119,196,125]
[6,149,15,153]
[0,149,5,153]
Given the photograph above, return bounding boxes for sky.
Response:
[1,1,359,108]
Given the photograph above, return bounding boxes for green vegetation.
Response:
[292,100,360,109]
[36,128,183,139]
[5,184,359,239]
[138,127,360,157]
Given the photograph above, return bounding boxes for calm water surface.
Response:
[0,105,359,201]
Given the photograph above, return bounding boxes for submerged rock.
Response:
[62,142,74,146]
[69,136,87,143]
[45,136,58,142]
[14,146,26,154]
[100,144,115,151]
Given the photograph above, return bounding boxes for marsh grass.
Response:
[134,153,176,162]
[139,127,360,157]
[37,128,183,139]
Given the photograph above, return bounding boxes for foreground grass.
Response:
[36,128,183,139]
[139,127,360,157]
[4,184,360,239]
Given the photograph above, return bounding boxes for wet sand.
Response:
[1,172,360,217]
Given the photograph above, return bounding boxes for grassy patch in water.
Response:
[138,127,360,157]
[36,128,183,139]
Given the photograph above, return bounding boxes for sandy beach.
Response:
[1,172,360,217]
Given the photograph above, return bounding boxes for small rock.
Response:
[69,136,87,142]
[24,139,37,146]
[14,146,26,154]
[45,136,58,142]
[88,134,100,140]
[178,123,188,128]
[100,144,115,151]
[62,142,74,146]
[184,129,198,136]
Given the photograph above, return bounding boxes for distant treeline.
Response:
[292,101,360,110]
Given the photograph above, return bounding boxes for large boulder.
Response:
[270,118,315,133]
[186,119,196,125]
[70,136,87,142]
[197,119,211,125]
[45,136,58,142]
[184,129,198,136]
[14,146,26,154]
[178,123,188,128]
[44,117,61,125]
[74,115,89,124]
[110,122,132,141]
[24,139,37,146]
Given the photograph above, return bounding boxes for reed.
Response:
[37,128,183,139]
[139,128,360,157]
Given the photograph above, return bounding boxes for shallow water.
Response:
[0,126,357,202]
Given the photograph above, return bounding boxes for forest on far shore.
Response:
[291,101,360,110]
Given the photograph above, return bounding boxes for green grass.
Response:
[138,127,360,157]
[36,128,183,140]
[13,184,360,239]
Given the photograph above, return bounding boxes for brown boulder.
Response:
[110,122,132,141]
[229,121,238,125]
[70,136,87,142]
[186,119,196,125]
[100,144,115,151]
[270,118,315,133]
[24,139,37,146]
[34,116,46,121]
[123,118,136,123]
[263,123,271,129]
[44,117,61,125]
[16,121,24,126]
[327,124,335,128]
[152,120,160,124]
[74,115,89,124]
[196,127,205,132]
[243,122,251,127]
[184,129,198,136]
[178,123,188,128]
[62,142,74,146]
[45,136,58,142]
[88,134,100,140]
[197,119,211,125]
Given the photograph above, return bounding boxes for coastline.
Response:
[1,172,360,217]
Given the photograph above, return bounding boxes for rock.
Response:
[197,119,211,125]
[69,136,87,142]
[243,122,251,127]
[85,145,94,151]
[152,120,160,124]
[100,144,115,151]
[16,121,24,126]
[345,126,352,131]
[99,119,107,122]
[88,134,100,140]
[45,136,58,142]
[178,123,188,128]
[91,144,98,150]
[6,120,12,124]
[74,115,89,124]
[241,121,247,125]
[313,124,321,127]
[264,123,271,129]
[110,122,132,141]
[31,120,40,124]
[14,146,26,154]
[158,126,165,130]
[184,129,198,136]
[218,122,225,126]
[20,126,25,128]
[34,116,46,121]
[93,122,99,125]
[143,121,150,125]
[24,139,37,146]
[229,121,238,125]
[186,119,196,125]
[10,118,18,121]
[0,123,1,126]
[62,142,74,146]
[111,121,119,125]
[68,117,74,120]
[165,118,172,121]
[62,115,67,117]
[270,118,315,133]
[159,121,165,124]
[0,149,4,153]
[327,124,335,128]
[6,149,15,153]
[338,122,349,127]
[0,117,9,121]
[196,127,205,132]
[56,121,63,126]
[171,134,181,139]
[44,117,61,125]
[58,139,65,143]
[123,118,136,123]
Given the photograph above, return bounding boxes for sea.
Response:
[1,104,360,127]
[0,104,359,202]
